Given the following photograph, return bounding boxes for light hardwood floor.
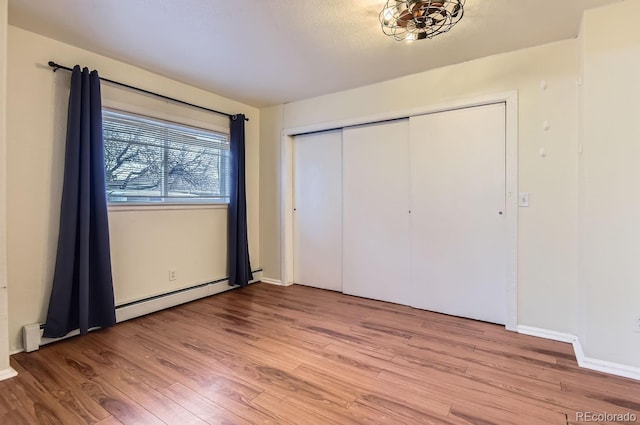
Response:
[2,283,639,424]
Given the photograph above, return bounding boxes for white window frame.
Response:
[102,106,231,207]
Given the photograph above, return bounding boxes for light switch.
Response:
[519,193,530,207]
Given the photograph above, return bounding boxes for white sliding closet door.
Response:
[293,130,343,291]
[343,120,411,304]
[410,104,507,324]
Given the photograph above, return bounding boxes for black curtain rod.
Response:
[48,61,249,121]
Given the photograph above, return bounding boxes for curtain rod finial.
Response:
[231,114,250,122]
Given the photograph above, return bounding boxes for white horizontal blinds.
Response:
[102,109,230,203]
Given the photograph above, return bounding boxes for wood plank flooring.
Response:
[3,283,640,424]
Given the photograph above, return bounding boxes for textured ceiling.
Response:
[8,0,624,107]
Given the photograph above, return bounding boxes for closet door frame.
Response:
[281,91,519,331]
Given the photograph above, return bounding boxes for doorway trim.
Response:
[281,91,519,331]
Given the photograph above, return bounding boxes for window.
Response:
[102,109,230,204]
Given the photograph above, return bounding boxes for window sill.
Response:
[108,203,229,212]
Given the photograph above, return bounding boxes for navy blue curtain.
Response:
[228,114,253,287]
[43,66,116,338]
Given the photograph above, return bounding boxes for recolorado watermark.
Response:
[576,411,637,422]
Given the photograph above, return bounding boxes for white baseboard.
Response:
[23,271,263,353]
[517,325,640,381]
[117,273,265,322]
[116,284,214,323]
[261,278,283,286]
[0,367,17,381]
[516,325,577,343]
[572,338,640,381]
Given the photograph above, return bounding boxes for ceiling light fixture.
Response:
[379,0,465,41]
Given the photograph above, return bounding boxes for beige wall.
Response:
[6,26,260,351]
[259,104,283,282]
[0,0,10,372]
[261,39,581,334]
[579,1,640,368]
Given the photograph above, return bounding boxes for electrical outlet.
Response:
[168,269,177,281]
[634,314,640,333]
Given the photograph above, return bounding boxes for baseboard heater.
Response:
[22,269,263,352]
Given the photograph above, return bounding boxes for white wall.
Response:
[261,39,581,335]
[259,104,283,282]
[579,1,640,368]
[6,26,260,351]
[0,0,13,376]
